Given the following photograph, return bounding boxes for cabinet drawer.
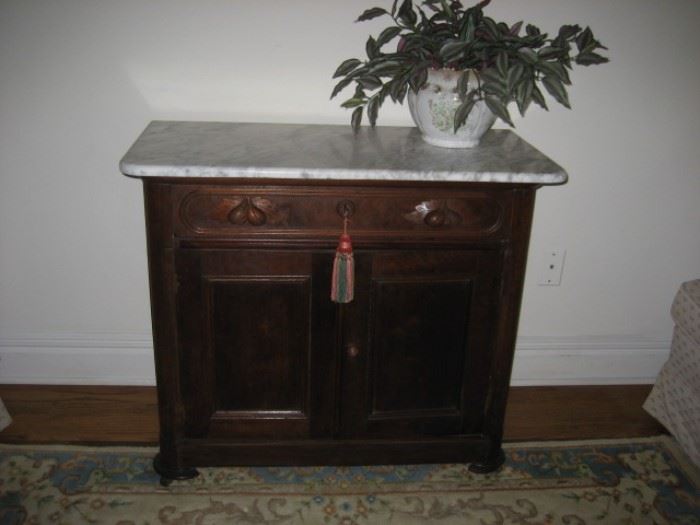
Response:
[173,185,513,241]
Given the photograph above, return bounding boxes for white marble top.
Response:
[120,121,567,185]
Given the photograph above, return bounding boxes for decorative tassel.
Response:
[331,217,354,303]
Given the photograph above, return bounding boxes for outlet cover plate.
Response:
[538,249,566,286]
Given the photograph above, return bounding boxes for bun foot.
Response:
[153,453,199,485]
[469,448,505,474]
[159,476,173,487]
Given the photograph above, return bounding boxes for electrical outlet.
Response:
[538,249,566,286]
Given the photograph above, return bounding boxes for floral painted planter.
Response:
[407,69,496,149]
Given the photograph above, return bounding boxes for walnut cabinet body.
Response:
[142,178,539,483]
[122,122,565,484]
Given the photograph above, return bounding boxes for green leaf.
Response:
[387,79,400,102]
[457,70,472,97]
[576,52,609,66]
[398,0,417,26]
[531,85,548,110]
[541,75,571,108]
[370,60,403,76]
[389,73,410,102]
[333,58,362,79]
[378,83,391,104]
[482,81,506,97]
[537,61,571,85]
[391,0,399,16]
[330,77,353,99]
[408,67,428,92]
[439,40,469,62]
[353,84,366,98]
[553,62,571,84]
[351,106,363,132]
[506,63,525,91]
[484,95,514,127]
[366,36,378,59]
[439,0,454,20]
[359,75,383,90]
[538,46,564,60]
[515,78,534,116]
[376,26,402,48]
[479,68,502,85]
[356,7,388,22]
[525,24,541,37]
[483,18,500,40]
[496,51,509,79]
[459,11,477,41]
[557,24,581,41]
[367,95,380,127]
[395,81,409,103]
[341,97,365,108]
[418,7,430,27]
[576,27,594,52]
[535,60,557,76]
[423,0,440,12]
[552,25,581,49]
[454,97,477,132]
[517,47,538,65]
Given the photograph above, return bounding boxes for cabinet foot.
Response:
[153,453,199,485]
[469,448,505,474]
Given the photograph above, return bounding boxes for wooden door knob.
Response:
[424,209,446,227]
[346,344,360,358]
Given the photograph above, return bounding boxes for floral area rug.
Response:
[0,436,698,524]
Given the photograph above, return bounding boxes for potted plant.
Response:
[331,0,608,148]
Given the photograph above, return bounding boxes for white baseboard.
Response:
[0,333,670,386]
[510,336,670,386]
[0,334,156,386]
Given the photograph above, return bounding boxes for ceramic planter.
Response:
[407,68,496,149]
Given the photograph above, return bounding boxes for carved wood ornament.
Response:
[404,200,463,228]
[227,197,269,226]
[180,192,291,233]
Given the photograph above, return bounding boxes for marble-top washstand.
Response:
[120,121,567,185]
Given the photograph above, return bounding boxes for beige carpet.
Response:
[1,436,698,524]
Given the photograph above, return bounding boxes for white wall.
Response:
[1,0,698,385]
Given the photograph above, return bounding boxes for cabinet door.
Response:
[175,249,336,440]
[340,249,503,438]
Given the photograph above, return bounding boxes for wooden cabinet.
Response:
[142,180,537,483]
[122,122,566,484]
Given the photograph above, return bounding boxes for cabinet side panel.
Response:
[142,181,183,470]
[481,188,537,459]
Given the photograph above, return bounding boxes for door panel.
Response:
[208,276,309,412]
[340,249,502,438]
[175,249,336,440]
[369,277,471,415]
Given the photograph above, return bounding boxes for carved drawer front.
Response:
[175,186,511,240]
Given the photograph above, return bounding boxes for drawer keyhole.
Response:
[336,200,356,219]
